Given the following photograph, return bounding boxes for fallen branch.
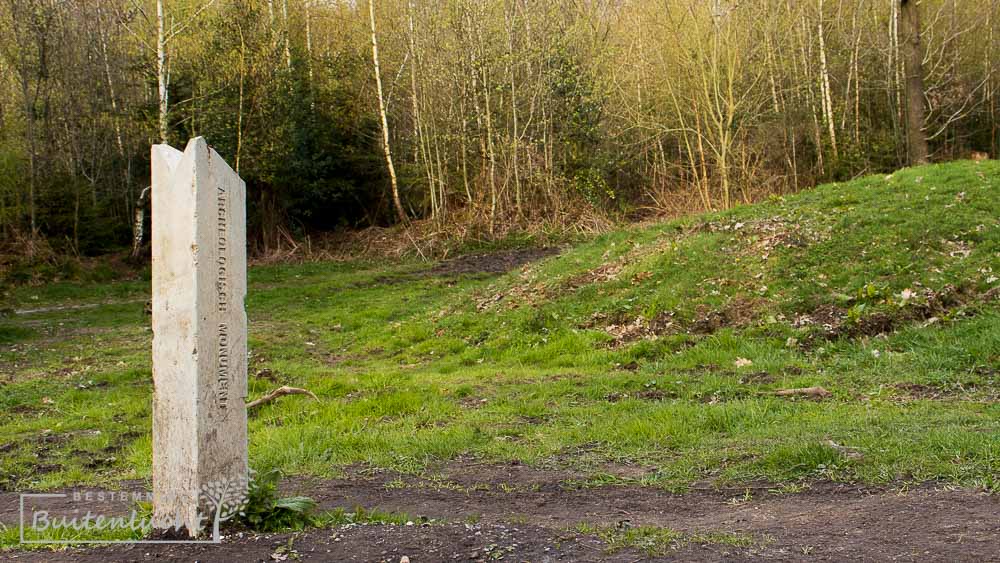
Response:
[768,386,832,399]
[246,386,319,410]
[403,227,427,262]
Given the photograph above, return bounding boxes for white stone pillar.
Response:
[150,137,248,536]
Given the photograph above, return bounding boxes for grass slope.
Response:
[1,160,998,502]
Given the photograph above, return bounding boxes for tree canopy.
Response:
[0,0,996,256]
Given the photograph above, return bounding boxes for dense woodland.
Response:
[0,0,997,258]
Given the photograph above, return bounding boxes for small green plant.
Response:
[846,302,868,323]
[238,469,318,531]
[855,282,884,302]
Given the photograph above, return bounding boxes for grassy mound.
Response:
[1,160,998,499]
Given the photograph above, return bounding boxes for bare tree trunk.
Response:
[851,6,862,146]
[131,186,151,259]
[73,181,81,253]
[97,12,119,209]
[407,2,420,168]
[471,53,488,201]
[842,4,862,146]
[407,0,435,218]
[766,34,781,114]
[989,0,998,156]
[901,0,929,164]
[20,76,37,237]
[459,87,472,204]
[696,108,711,210]
[156,0,169,144]
[507,5,522,216]
[889,0,904,162]
[433,121,447,218]
[0,53,5,236]
[236,25,246,174]
[282,0,292,70]
[541,103,552,201]
[369,0,406,224]
[797,15,824,175]
[469,24,498,231]
[482,64,498,232]
[818,0,838,160]
[305,0,314,110]
[97,6,124,157]
[509,64,521,217]
[790,120,800,190]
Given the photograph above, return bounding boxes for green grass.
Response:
[1,523,144,547]
[574,522,760,555]
[1,160,998,515]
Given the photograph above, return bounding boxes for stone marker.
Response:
[150,137,248,536]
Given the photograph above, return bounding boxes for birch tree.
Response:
[369,0,406,223]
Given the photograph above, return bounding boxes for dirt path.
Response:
[3,466,998,561]
[12,299,148,316]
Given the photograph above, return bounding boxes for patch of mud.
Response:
[359,247,561,291]
[4,466,999,561]
[796,283,998,342]
[13,299,147,316]
[583,310,678,347]
[792,304,846,335]
[737,371,775,384]
[892,383,953,400]
[429,248,560,277]
[604,389,672,403]
[690,297,765,335]
[890,380,1000,401]
[586,295,765,347]
[477,237,679,312]
[8,404,39,415]
[595,462,659,481]
[296,471,1000,562]
[563,260,625,290]
[7,522,678,563]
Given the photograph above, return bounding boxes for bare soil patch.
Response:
[358,247,561,290]
[4,465,997,561]
[796,283,998,343]
[7,522,691,562]
[690,297,765,335]
[583,294,766,348]
[890,380,1000,401]
[586,310,680,348]
[428,248,561,277]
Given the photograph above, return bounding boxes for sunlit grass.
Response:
[0,160,997,520]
